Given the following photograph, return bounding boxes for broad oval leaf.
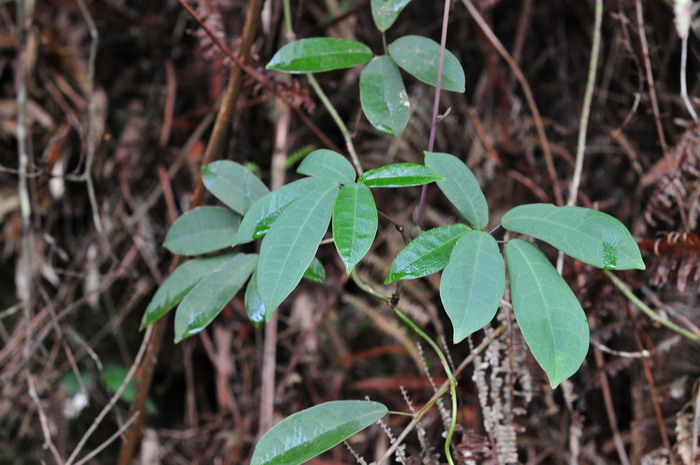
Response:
[386,224,470,283]
[251,400,388,465]
[245,268,266,328]
[371,0,412,32]
[267,38,372,74]
[425,151,489,229]
[333,183,378,273]
[358,163,444,188]
[258,180,339,315]
[164,207,241,256]
[506,239,589,387]
[297,149,356,184]
[388,35,465,93]
[140,254,240,330]
[502,204,645,270]
[440,231,505,342]
[303,257,326,284]
[202,160,269,215]
[174,253,257,342]
[236,177,329,245]
[360,56,410,137]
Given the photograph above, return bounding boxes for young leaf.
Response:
[388,35,465,93]
[360,56,410,137]
[502,204,645,270]
[358,163,444,188]
[164,207,241,256]
[258,180,339,315]
[266,38,372,74]
[236,177,329,245]
[424,151,489,229]
[386,224,470,283]
[202,160,269,215]
[174,253,257,342]
[332,183,378,273]
[371,0,412,32]
[245,268,265,328]
[505,239,589,388]
[440,231,505,342]
[251,400,388,465]
[303,257,326,284]
[140,254,240,330]
[297,149,356,184]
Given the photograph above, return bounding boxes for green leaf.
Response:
[388,35,465,93]
[267,38,373,74]
[202,160,269,215]
[505,239,589,387]
[501,204,645,270]
[236,177,329,245]
[386,224,470,283]
[251,400,388,465]
[164,207,241,256]
[358,163,444,188]
[258,180,339,315]
[140,254,240,330]
[174,254,257,342]
[333,183,378,273]
[102,364,157,414]
[297,149,356,184]
[424,151,489,229]
[371,0,412,31]
[245,268,266,328]
[440,231,505,342]
[360,56,410,137]
[303,257,326,283]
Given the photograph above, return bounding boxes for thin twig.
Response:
[27,374,66,465]
[680,35,698,122]
[73,413,139,465]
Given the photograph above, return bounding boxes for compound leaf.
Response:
[333,183,378,273]
[267,38,372,74]
[202,160,269,215]
[502,204,645,270]
[360,56,410,137]
[251,400,388,465]
[505,239,589,388]
[164,207,240,256]
[371,0,412,31]
[440,231,505,342]
[297,149,356,184]
[358,163,444,188]
[388,35,465,93]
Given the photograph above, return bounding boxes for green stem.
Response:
[350,269,389,302]
[282,0,293,36]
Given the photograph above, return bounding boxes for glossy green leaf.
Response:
[506,239,589,387]
[140,254,240,330]
[502,204,645,270]
[303,257,326,284]
[388,35,465,93]
[174,254,257,342]
[297,149,356,184]
[358,163,444,188]
[425,151,489,229]
[164,207,241,256]
[440,231,505,342]
[267,38,372,74]
[245,268,266,328]
[202,160,269,215]
[371,0,412,31]
[360,56,410,137]
[333,183,378,273]
[236,177,329,245]
[251,400,388,465]
[258,180,339,315]
[386,224,470,283]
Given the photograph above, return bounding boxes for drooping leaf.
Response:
[388,35,465,93]
[202,160,269,215]
[371,0,412,31]
[505,239,589,388]
[140,254,240,330]
[164,207,241,256]
[251,400,388,465]
[244,268,265,328]
[267,38,372,74]
[174,254,257,342]
[386,224,470,283]
[424,151,489,229]
[297,149,356,184]
[440,231,505,342]
[502,204,645,270]
[358,163,444,188]
[258,181,339,316]
[303,257,326,283]
[360,56,410,137]
[333,183,378,273]
[236,177,329,245]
